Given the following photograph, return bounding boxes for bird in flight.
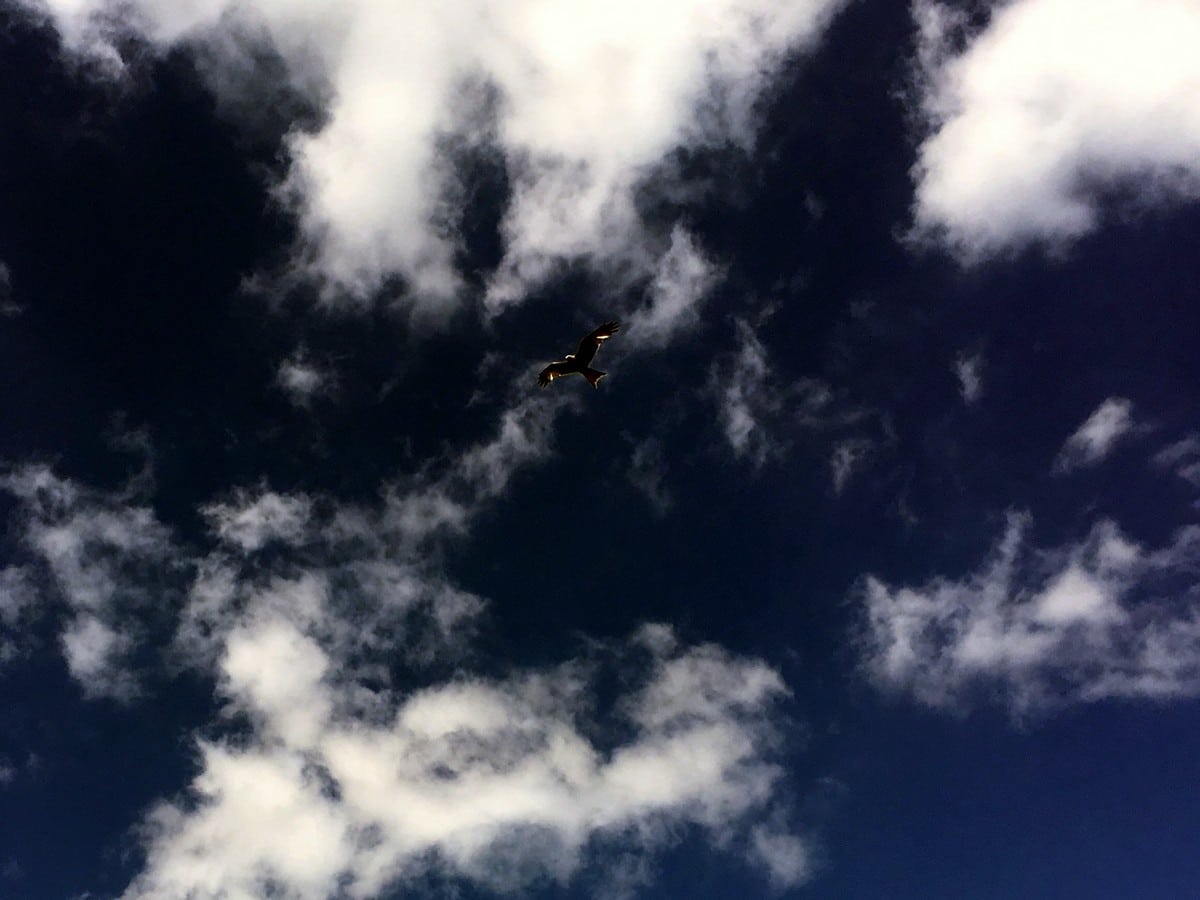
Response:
[537,321,620,388]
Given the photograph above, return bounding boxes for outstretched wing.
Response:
[574,321,620,367]
[537,361,572,387]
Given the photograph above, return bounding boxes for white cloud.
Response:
[122,621,805,897]
[623,226,720,348]
[856,512,1200,715]
[34,0,844,316]
[830,438,871,494]
[954,352,983,404]
[275,350,334,407]
[1,465,177,699]
[1053,396,1135,473]
[202,488,313,552]
[910,0,1200,259]
[1153,434,1200,488]
[750,825,813,889]
[713,320,787,466]
[2,391,810,893]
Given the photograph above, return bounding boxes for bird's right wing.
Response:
[538,361,570,386]
[574,321,620,367]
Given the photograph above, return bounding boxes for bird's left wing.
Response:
[574,321,620,366]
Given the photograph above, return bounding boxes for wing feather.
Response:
[574,321,620,367]
[537,361,571,387]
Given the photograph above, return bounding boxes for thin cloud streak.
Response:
[1053,397,1135,474]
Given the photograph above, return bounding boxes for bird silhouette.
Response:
[537,321,620,388]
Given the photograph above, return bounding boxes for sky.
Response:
[1,0,1199,897]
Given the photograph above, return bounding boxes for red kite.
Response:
[537,321,620,388]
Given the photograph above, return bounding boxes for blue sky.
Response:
[1,0,1199,897]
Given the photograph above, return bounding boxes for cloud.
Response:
[1052,396,1135,474]
[0,262,20,318]
[910,0,1200,259]
[830,438,871,494]
[712,319,789,466]
[121,621,804,897]
[1153,434,1200,489]
[276,350,335,407]
[954,351,983,404]
[623,226,720,349]
[1,465,179,700]
[0,567,38,666]
[710,318,866,469]
[626,437,672,517]
[2,390,809,893]
[202,488,314,552]
[856,512,1200,716]
[33,0,844,316]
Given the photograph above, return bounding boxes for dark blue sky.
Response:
[2,0,1199,897]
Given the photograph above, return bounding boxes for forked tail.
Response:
[583,368,606,388]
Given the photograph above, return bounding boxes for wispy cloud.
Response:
[1153,434,1200,489]
[856,512,1200,716]
[35,0,844,316]
[954,352,983,404]
[909,0,1200,259]
[627,436,672,516]
[623,226,721,349]
[275,349,335,407]
[1,465,179,700]
[1052,397,1135,474]
[830,438,871,494]
[710,318,871,470]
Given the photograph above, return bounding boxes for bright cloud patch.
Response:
[910,0,1200,258]
[124,622,801,898]
[33,0,843,315]
[1053,396,1135,474]
[856,512,1200,715]
[1,390,809,893]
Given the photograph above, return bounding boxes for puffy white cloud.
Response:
[33,0,843,316]
[1052,396,1135,473]
[121,620,803,897]
[856,512,1200,715]
[2,390,810,894]
[910,0,1200,259]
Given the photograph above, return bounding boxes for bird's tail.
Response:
[583,368,606,388]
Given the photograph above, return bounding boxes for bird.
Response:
[537,321,620,388]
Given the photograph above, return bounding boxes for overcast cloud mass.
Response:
[1,0,1199,897]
